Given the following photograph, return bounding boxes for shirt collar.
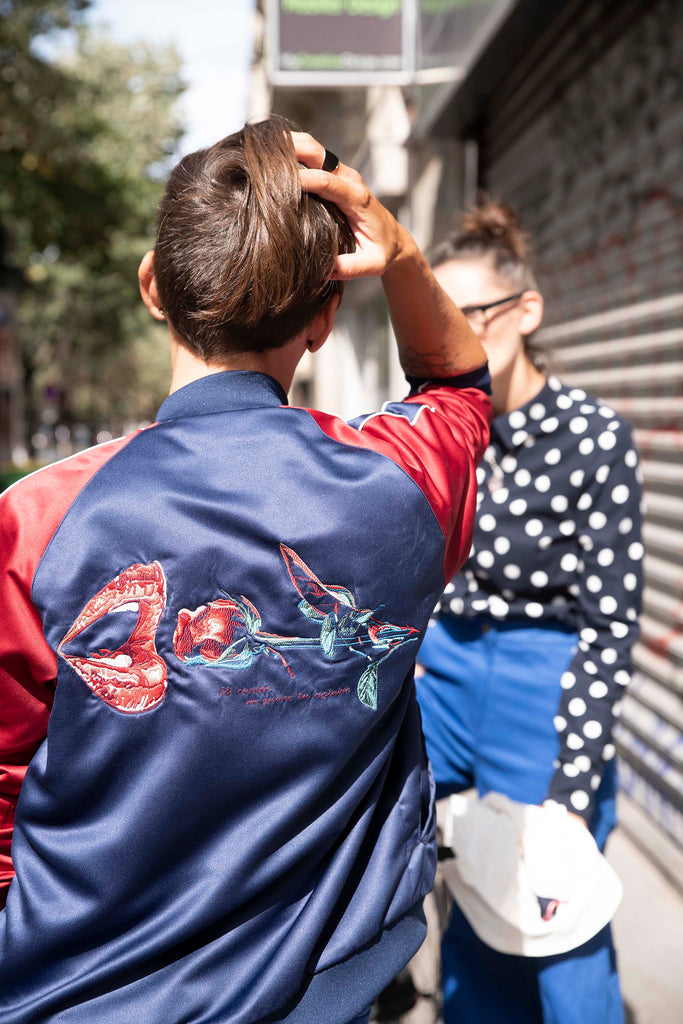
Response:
[156,371,288,423]
[491,375,560,449]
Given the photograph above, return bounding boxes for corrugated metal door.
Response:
[478,0,683,863]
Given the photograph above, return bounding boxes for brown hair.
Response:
[153,117,355,361]
[432,194,538,292]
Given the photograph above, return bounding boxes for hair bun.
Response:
[460,193,531,263]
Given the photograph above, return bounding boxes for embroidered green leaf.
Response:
[357,661,379,710]
[320,615,337,658]
[297,599,326,621]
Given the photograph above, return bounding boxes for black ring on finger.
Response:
[322,149,339,173]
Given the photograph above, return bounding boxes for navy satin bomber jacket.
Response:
[0,368,491,1023]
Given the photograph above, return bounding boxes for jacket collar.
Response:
[156,371,288,423]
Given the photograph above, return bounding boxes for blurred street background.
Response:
[1,1,681,1019]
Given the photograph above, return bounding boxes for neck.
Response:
[492,354,546,415]
[168,332,306,396]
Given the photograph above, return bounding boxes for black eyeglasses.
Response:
[460,292,525,334]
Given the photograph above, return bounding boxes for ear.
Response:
[518,290,544,338]
[306,294,341,354]
[138,250,166,321]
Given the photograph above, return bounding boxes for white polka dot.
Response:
[598,431,617,451]
[589,681,608,699]
[618,517,633,535]
[577,493,593,510]
[489,595,509,618]
[570,388,587,401]
[575,755,591,773]
[583,720,603,739]
[526,602,544,618]
[610,622,629,639]
[579,438,595,455]
[560,553,578,572]
[599,406,615,418]
[612,484,629,504]
[602,743,616,761]
[589,511,607,530]
[471,599,489,611]
[624,449,637,468]
[529,402,546,420]
[509,498,527,516]
[476,550,495,569]
[561,671,576,689]
[567,733,584,750]
[570,790,590,811]
[569,416,588,434]
[601,648,618,665]
[580,627,598,643]
[512,429,528,446]
[545,448,561,465]
[626,607,637,621]
[541,417,559,433]
[531,570,548,587]
[491,487,509,504]
[583,661,598,675]
[570,469,585,487]
[628,542,644,560]
[579,534,594,551]
[548,377,562,391]
[501,454,517,473]
[608,420,619,432]
[514,468,531,486]
[502,588,515,600]
[494,536,511,555]
[557,393,573,409]
[563,763,580,778]
[594,465,610,485]
[559,520,576,536]
[578,640,589,652]
[509,410,526,429]
[503,564,521,580]
[599,595,618,615]
[551,494,569,513]
[586,575,602,593]
[588,775,600,791]
[554,715,567,732]
[468,579,479,592]
[597,548,614,567]
[449,597,465,614]
[444,581,455,594]
[539,536,553,550]
[613,700,623,717]
[569,583,580,596]
[581,404,596,414]
[568,697,587,716]
[524,435,536,449]
[614,670,630,686]
[476,466,486,485]
[623,573,637,592]
[480,514,496,532]
[534,474,551,492]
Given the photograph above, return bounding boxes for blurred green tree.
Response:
[1,3,185,447]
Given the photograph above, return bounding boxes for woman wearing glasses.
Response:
[414,199,643,1024]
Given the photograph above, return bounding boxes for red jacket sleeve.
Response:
[305,365,492,581]
[0,435,140,902]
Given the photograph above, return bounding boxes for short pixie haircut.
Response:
[154,117,355,360]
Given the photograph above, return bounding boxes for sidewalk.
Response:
[607,826,683,1024]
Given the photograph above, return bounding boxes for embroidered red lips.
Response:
[58,562,168,713]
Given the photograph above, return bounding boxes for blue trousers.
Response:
[416,617,623,1024]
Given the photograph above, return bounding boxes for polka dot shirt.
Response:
[435,375,643,820]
